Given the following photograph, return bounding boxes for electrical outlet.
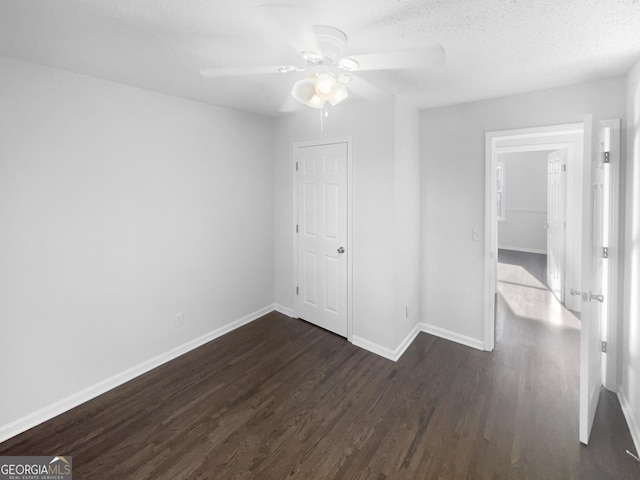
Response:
[472,228,482,242]
[175,312,184,328]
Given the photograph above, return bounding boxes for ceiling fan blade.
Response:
[256,2,320,55]
[200,66,284,78]
[348,76,393,103]
[349,44,445,72]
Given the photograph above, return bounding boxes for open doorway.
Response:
[496,145,580,323]
[497,148,564,293]
[495,146,581,346]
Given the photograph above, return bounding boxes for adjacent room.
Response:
[1,1,640,478]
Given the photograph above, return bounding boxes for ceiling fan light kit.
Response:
[286,26,354,110]
[291,72,348,109]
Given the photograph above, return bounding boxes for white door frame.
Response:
[484,121,620,390]
[292,136,354,341]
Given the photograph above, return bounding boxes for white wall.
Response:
[0,57,274,435]
[497,151,549,254]
[620,58,640,453]
[421,77,626,346]
[394,101,421,347]
[273,100,421,356]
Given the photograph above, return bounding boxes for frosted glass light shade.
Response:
[291,77,317,104]
[328,85,348,106]
[306,95,325,109]
[314,73,338,100]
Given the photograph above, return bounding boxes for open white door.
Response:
[295,142,348,337]
[578,115,608,444]
[546,149,566,302]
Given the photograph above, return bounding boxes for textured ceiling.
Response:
[1,0,639,116]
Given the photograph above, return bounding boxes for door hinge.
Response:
[561,164,567,172]
[296,224,299,233]
[601,341,607,353]
[602,246,609,259]
[603,151,610,164]
[295,161,299,171]
[296,286,299,295]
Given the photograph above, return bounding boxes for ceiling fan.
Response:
[199,20,445,111]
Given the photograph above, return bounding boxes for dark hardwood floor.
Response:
[2,254,638,478]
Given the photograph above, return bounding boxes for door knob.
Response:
[589,292,604,303]
[570,289,588,301]
[337,247,345,254]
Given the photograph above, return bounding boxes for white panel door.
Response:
[579,116,608,444]
[546,150,566,302]
[296,142,347,337]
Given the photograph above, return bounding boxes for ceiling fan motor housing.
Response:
[312,25,347,64]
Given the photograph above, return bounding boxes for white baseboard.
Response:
[498,245,546,255]
[0,304,274,444]
[351,322,483,361]
[351,335,397,361]
[395,324,422,360]
[419,323,485,351]
[618,390,640,455]
[351,323,421,362]
[273,303,294,318]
